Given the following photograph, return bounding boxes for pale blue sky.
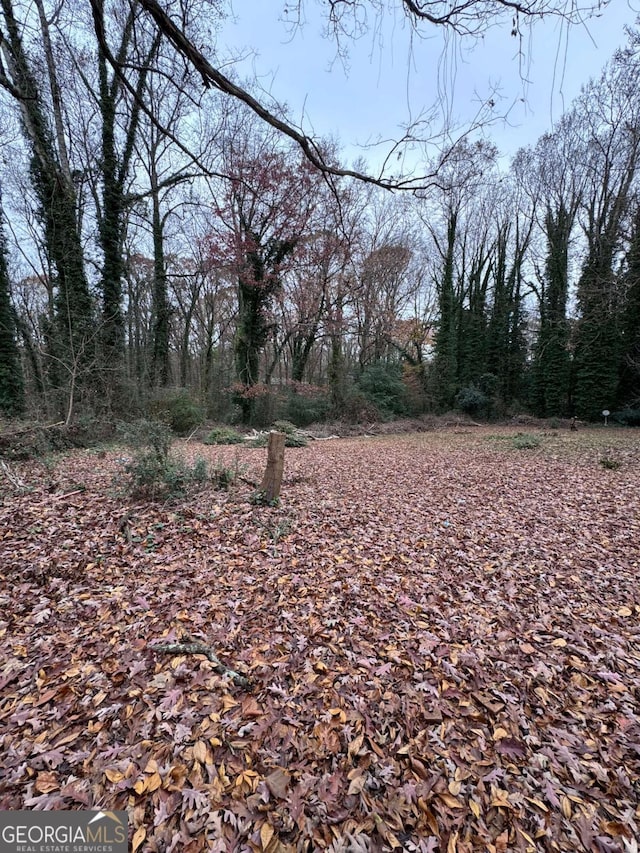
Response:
[219,1,639,171]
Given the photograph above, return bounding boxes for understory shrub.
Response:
[284,432,308,447]
[339,390,382,423]
[270,420,309,447]
[599,456,621,470]
[204,426,244,445]
[611,408,640,426]
[282,385,329,426]
[511,432,542,450]
[455,385,490,418]
[148,392,204,435]
[165,394,204,435]
[271,420,297,434]
[118,419,209,498]
[246,433,269,448]
[357,362,408,417]
[210,458,242,489]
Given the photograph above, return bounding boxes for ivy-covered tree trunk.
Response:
[486,219,530,411]
[150,172,170,387]
[0,187,24,417]
[456,244,490,390]
[234,237,295,422]
[505,273,528,406]
[93,6,160,397]
[1,0,93,419]
[432,209,459,410]
[531,205,572,417]
[573,247,622,420]
[97,77,126,368]
[327,282,347,412]
[291,299,324,382]
[572,46,640,420]
[617,205,640,408]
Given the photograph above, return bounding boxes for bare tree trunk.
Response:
[260,431,285,502]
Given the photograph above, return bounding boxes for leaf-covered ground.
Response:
[1,428,639,852]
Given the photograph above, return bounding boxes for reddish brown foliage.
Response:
[1,429,639,852]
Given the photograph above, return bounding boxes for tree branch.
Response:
[132,0,439,190]
[150,640,250,687]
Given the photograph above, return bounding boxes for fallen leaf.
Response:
[193,740,209,764]
[34,772,59,794]
[260,822,274,849]
[131,826,146,853]
[438,792,463,809]
[104,768,124,783]
[264,768,290,799]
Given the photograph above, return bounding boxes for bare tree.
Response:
[87,0,611,191]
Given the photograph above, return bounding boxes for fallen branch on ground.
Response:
[51,487,87,502]
[0,460,28,490]
[150,640,250,687]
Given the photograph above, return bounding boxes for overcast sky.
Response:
[219,1,640,172]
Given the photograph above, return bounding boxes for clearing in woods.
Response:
[0,427,639,851]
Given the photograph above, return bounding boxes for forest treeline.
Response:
[0,1,639,427]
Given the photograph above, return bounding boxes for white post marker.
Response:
[602,409,610,426]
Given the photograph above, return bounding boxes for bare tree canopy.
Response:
[316,0,606,36]
[89,0,611,190]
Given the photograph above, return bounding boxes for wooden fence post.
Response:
[260,431,286,502]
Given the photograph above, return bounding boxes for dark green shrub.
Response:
[118,419,172,460]
[269,420,309,447]
[357,362,408,417]
[478,373,498,397]
[271,420,297,435]
[283,386,330,426]
[204,426,244,445]
[165,394,204,435]
[154,457,208,496]
[284,432,308,447]
[611,408,640,426]
[455,385,489,417]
